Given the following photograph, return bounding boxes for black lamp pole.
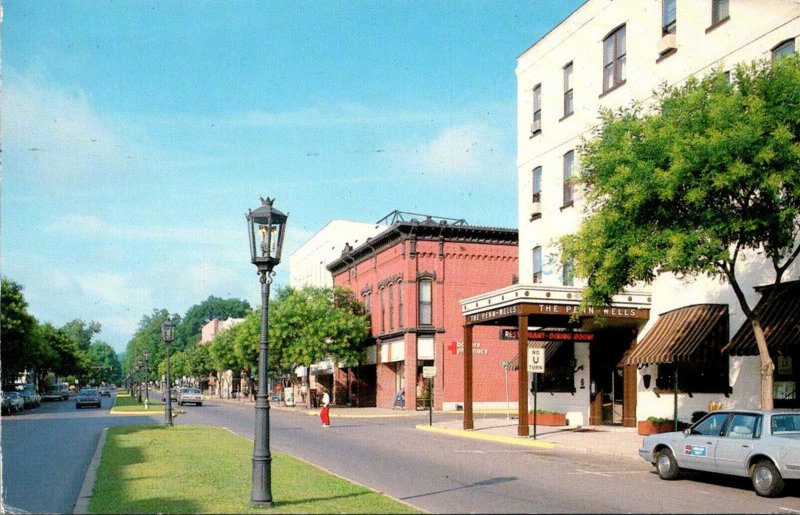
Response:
[246,197,287,508]
[162,320,174,426]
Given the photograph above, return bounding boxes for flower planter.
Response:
[637,421,675,435]
[528,412,567,426]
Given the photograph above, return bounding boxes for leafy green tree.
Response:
[38,323,86,379]
[1,279,43,381]
[562,56,800,410]
[209,325,240,372]
[61,319,101,353]
[173,295,251,352]
[123,309,179,383]
[86,341,121,385]
[271,285,370,374]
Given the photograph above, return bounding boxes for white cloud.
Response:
[414,123,509,178]
[74,273,153,308]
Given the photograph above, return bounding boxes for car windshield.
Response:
[184,389,200,394]
[771,414,800,434]
[80,390,98,395]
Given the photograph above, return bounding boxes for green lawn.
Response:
[89,425,419,514]
[111,392,164,413]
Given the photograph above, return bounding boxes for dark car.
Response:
[75,388,102,409]
[161,388,179,402]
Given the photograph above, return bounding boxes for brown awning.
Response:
[508,340,563,370]
[725,281,800,355]
[624,304,728,365]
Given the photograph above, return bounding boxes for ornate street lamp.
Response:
[143,350,151,410]
[161,320,174,427]
[135,363,142,403]
[246,197,287,508]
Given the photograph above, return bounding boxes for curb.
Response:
[73,427,107,514]
[415,424,556,449]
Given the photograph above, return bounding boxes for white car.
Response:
[639,409,800,497]
[177,388,203,406]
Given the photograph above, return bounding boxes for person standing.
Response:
[320,389,331,427]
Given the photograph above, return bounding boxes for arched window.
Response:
[418,279,433,326]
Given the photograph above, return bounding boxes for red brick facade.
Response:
[328,219,520,410]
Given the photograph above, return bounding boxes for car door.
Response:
[715,412,762,476]
[677,412,731,472]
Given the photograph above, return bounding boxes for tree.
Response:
[1,279,44,380]
[86,341,122,385]
[38,323,86,380]
[270,285,370,374]
[123,309,179,383]
[562,56,800,410]
[173,295,251,352]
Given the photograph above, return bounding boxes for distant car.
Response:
[639,409,800,497]
[177,388,203,406]
[43,384,70,401]
[99,387,111,397]
[11,384,41,408]
[2,392,24,414]
[161,388,179,402]
[75,388,102,409]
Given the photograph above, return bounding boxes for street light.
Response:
[161,320,174,427]
[143,350,151,409]
[246,197,287,508]
[135,363,142,403]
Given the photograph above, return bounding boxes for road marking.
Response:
[779,507,800,514]
[572,469,612,477]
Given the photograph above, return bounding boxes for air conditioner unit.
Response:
[658,33,677,55]
[529,202,542,220]
[531,119,541,134]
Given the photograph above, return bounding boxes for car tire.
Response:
[752,459,784,497]
[656,448,680,480]
[197,403,202,406]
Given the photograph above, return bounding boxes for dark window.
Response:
[662,0,676,35]
[398,282,404,328]
[563,150,575,206]
[532,246,543,284]
[603,25,626,92]
[538,342,576,393]
[532,166,542,203]
[563,62,574,117]
[388,283,394,331]
[380,288,386,333]
[655,356,730,394]
[773,39,796,61]
[532,84,542,134]
[418,280,432,326]
[712,0,729,25]
[562,257,575,287]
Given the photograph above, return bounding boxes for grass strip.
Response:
[89,425,418,514]
[111,392,165,413]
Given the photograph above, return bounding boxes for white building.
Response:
[289,220,385,288]
[461,0,800,432]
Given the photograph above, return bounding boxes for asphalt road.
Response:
[176,399,800,514]
[0,394,160,514]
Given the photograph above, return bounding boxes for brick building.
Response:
[327,215,518,410]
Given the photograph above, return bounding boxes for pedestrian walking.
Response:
[320,390,331,427]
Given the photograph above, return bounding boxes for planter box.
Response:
[637,421,674,435]
[528,412,567,426]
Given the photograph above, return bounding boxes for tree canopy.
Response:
[562,55,800,409]
[173,295,251,352]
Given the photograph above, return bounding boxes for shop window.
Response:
[602,24,626,92]
[655,356,730,394]
[418,279,432,326]
[537,342,576,393]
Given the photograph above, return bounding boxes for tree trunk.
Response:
[752,319,775,410]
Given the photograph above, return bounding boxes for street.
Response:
[2,396,799,513]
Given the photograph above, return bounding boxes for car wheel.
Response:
[197,403,202,406]
[752,460,784,497]
[656,448,680,480]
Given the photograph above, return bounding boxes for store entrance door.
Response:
[590,331,633,425]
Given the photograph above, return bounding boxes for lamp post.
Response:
[246,197,287,508]
[143,350,151,409]
[135,363,142,403]
[161,320,174,427]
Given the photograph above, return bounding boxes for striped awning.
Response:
[624,304,728,365]
[507,340,563,370]
[725,281,800,355]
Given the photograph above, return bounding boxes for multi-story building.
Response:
[328,216,518,410]
[462,0,800,435]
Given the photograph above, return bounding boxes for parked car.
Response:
[99,386,111,397]
[2,392,24,414]
[177,388,203,406]
[640,409,800,497]
[12,384,41,408]
[42,384,70,401]
[75,388,102,409]
[161,388,179,402]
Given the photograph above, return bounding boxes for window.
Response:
[532,166,542,203]
[532,246,543,284]
[772,39,796,61]
[398,282,404,328]
[538,342,576,393]
[380,288,386,333]
[691,412,731,436]
[662,0,676,35]
[418,280,432,326]
[563,62,574,117]
[388,283,394,331]
[603,25,626,92]
[532,84,542,134]
[711,0,729,25]
[726,413,761,439]
[562,257,575,287]
[655,356,730,394]
[563,150,575,206]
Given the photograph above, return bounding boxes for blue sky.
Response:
[1,1,584,353]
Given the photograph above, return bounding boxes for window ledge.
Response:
[599,80,626,99]
[705,16,730,34]
[559,112,574,122]
[559,201,574,211]
[656,47,677,63]
[529,213,542,222]
[529,129,542,139]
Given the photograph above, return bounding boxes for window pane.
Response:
[662,0,676,34]
[418,280,432,325]
[712,0,729,24]
[532,167,542,196]
[533,246,542,283]
[773,40,796,60]
[617,26,626,58]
